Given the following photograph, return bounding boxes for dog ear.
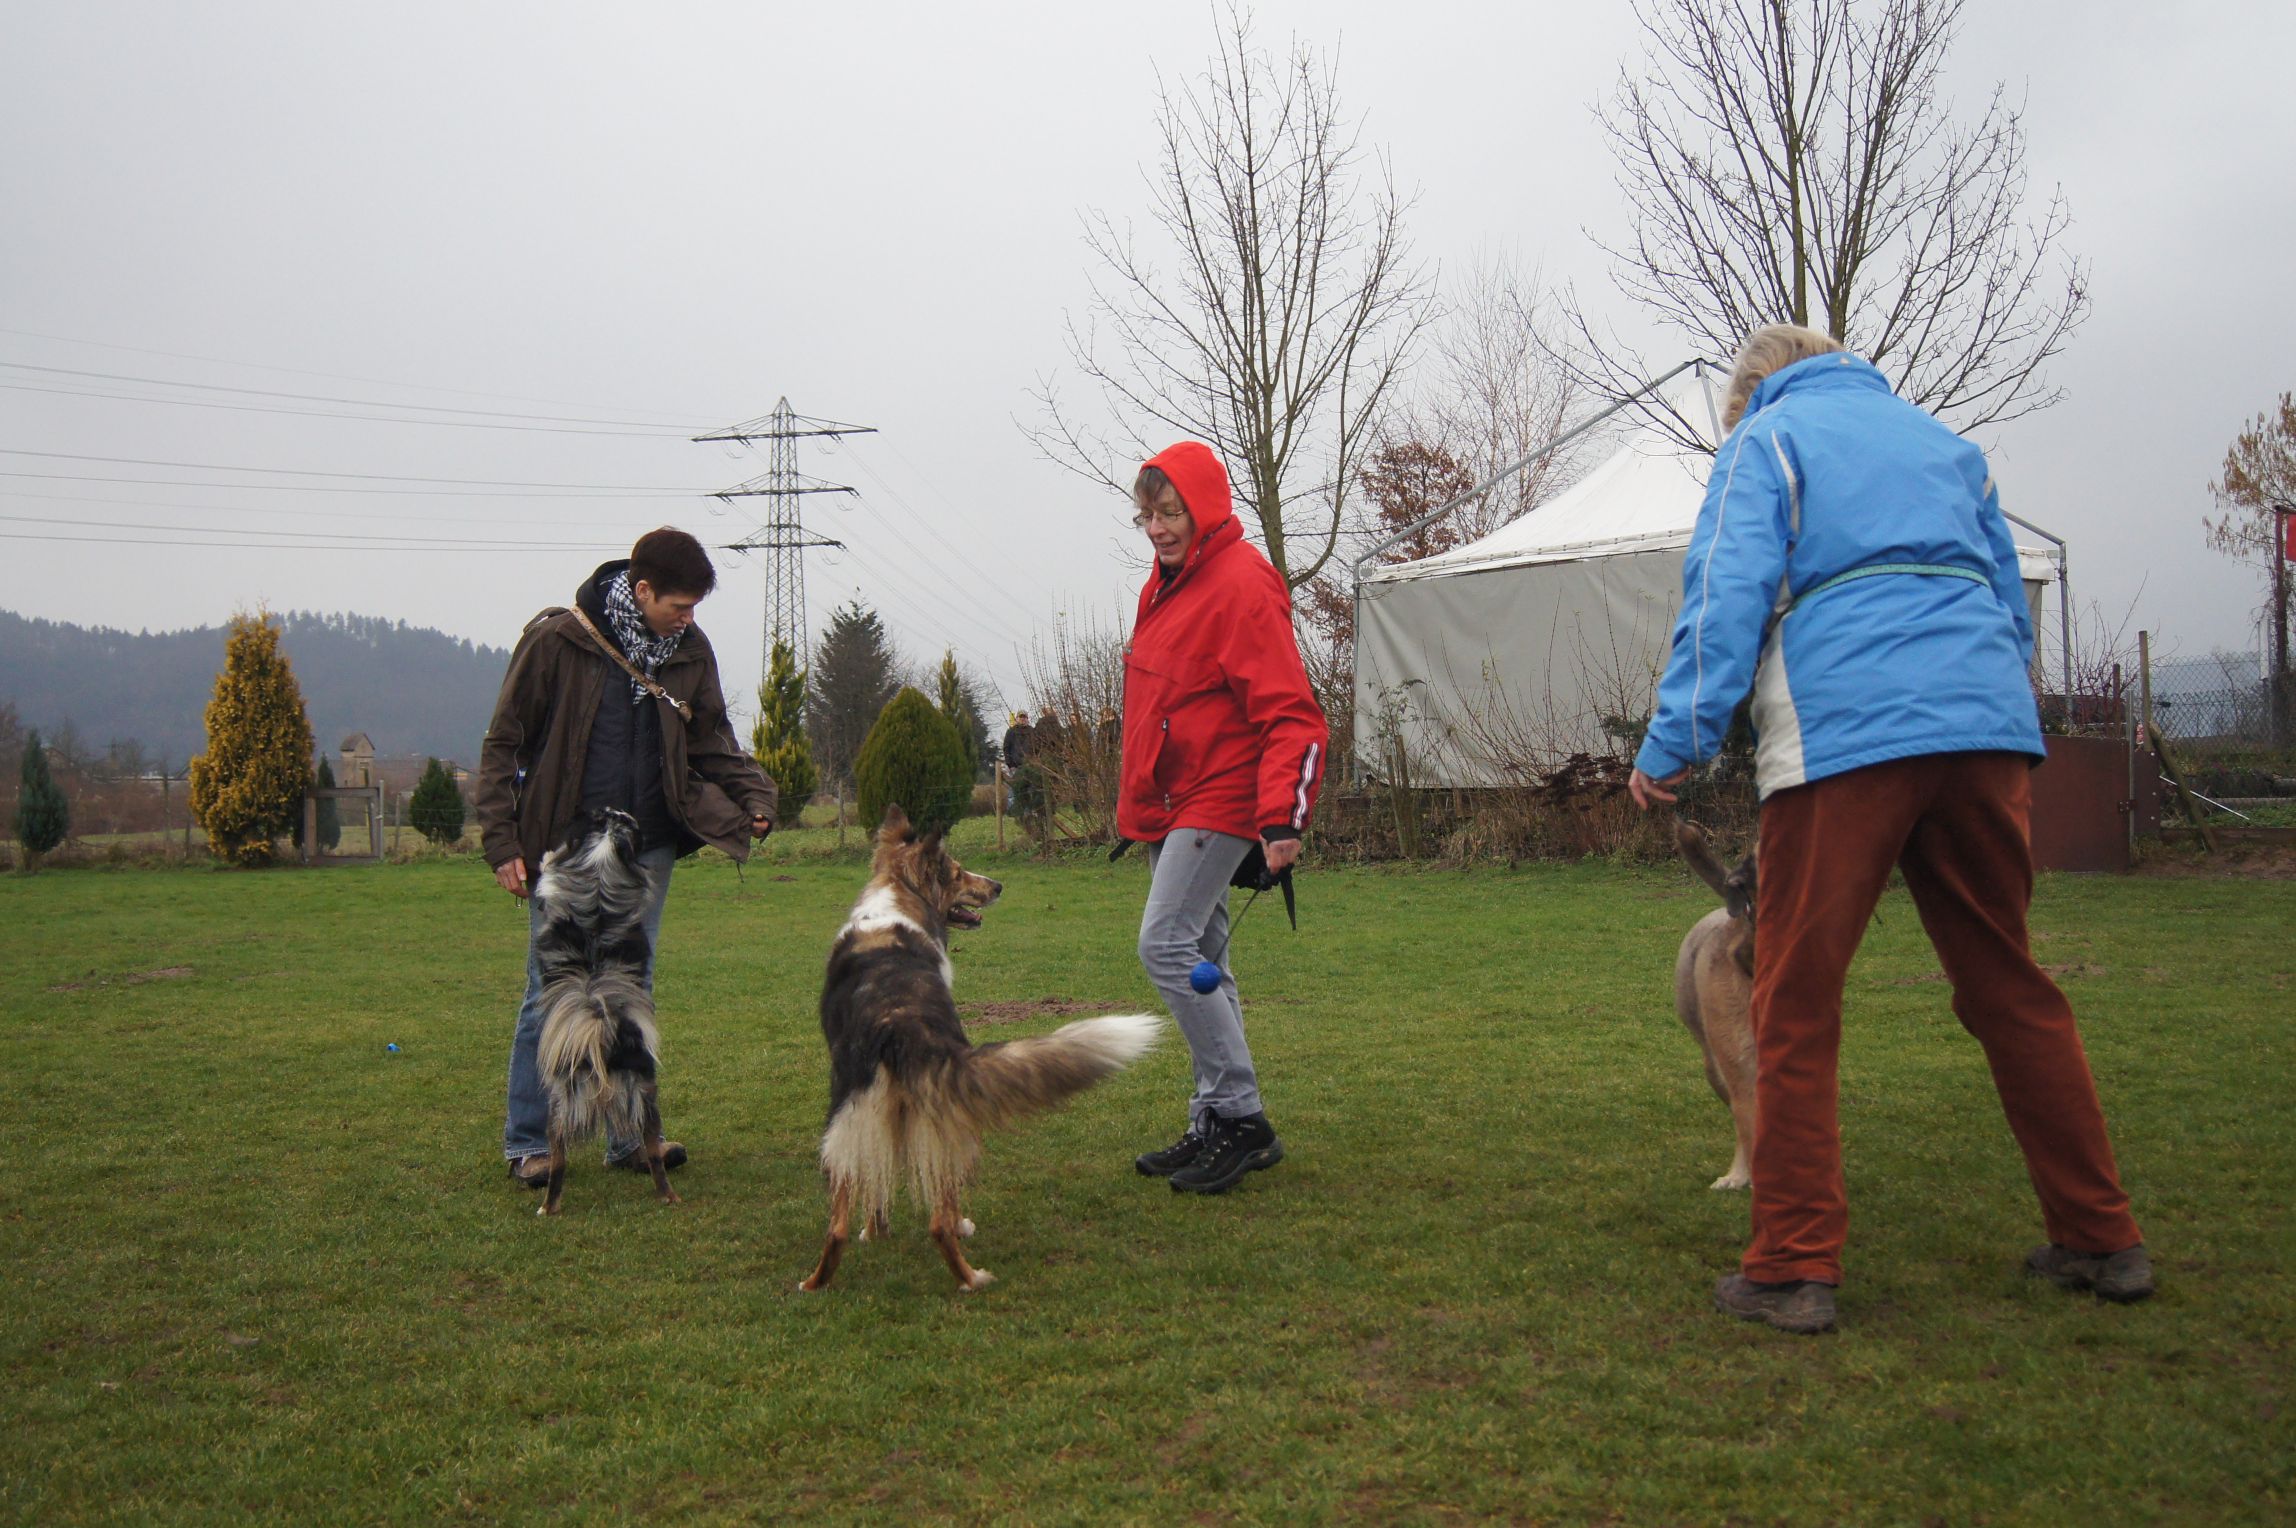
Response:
[878,803,913,841]
[1724,851,1757,923]
[1676,820,1734,900]
[918,828,946,859]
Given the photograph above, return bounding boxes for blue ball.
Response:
[385,1043,401,1053]
[1188,960,1222,994]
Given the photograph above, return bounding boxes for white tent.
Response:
[1351,365,2059,787]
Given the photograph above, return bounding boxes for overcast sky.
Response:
[5,1,2292,728]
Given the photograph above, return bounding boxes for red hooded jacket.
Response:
[1118,442,1328,845]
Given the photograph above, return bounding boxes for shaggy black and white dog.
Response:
[530,807,680,1216]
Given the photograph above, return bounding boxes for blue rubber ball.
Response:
[385,1043,401,1053]
[1188,960,1222,994]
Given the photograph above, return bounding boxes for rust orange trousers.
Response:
[1744,750,2143,1286]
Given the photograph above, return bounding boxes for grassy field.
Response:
[3,827,2289,1525]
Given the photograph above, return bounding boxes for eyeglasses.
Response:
[1131,505,1190,529]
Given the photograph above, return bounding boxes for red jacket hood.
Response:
[1143,441,1235,544]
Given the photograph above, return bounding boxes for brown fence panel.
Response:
[2029,734,2157,873]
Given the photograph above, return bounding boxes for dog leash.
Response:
[568,606,694,722]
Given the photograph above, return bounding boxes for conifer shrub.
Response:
[314,756,342,851]
[409,758,467,846]
[188,612,315,866]
[751,638,819,813]
[854,687,972,838]
[14,729,70,868]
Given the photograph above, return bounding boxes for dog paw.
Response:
[797,1277,822,1293]
[659,1190,684,1206]
[961,1268,996,1292]
[957,1217,976,1240]
[537,1203,561,1218]
[857,1223,873,1242]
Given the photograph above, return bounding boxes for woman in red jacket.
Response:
[1120,441,1328,1194]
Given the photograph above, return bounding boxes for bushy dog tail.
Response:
[953,1013,1162,1131]
[818,1014,1161,1226]
[535,972,659,1144]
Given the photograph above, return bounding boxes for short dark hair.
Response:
[1133,465,1177,506]
[629,527,717,597]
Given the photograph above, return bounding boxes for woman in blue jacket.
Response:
[1629,325,2150,1335]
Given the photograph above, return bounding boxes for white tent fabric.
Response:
[1352,367,2057,787]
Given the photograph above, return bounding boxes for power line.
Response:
[0,378,693,437]
[0,530,626,552]
[0,486,667,528]
[0,511,633,547]
[0,447,701,491]
[835,439,1051,632]
[0,471,687,499]
[0,326,713,423]
[0,361,699,428]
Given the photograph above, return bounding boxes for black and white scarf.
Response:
[602,570,684,703]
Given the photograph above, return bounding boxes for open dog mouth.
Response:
[946,903,987,930]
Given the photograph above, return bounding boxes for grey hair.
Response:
[1720,325,1847,431]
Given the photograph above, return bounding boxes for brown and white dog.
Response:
[798,805,1160,1293]
[1674,820,1759,1191]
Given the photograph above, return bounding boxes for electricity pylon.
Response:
[694,399,876,674]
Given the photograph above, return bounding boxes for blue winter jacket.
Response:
[1632,353,2043,798]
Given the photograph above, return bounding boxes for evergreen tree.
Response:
[14,728,70,867]
[750,637,819,814]
[855,687,973,838]
[188,611,316,866]
[806,602,902,789]
[934,650,986,780]
[410,757,467,846]
[314,755,343,851]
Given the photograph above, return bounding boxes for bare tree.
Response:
[2206,391,2296,738]
[1028,6,1431,587]
[1400,253,1590,542]
[1570,0,2088,431]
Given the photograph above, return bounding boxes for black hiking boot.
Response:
[1713,1274,1838,1335]
[2027,1242,2155,1303]
[1169,1111,1284,1195]
[1135,1125,1209,1177]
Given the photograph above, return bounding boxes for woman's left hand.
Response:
[1261,836,1302,873]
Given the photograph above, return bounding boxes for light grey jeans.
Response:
[1140,828,1263,1125]
[502,843,675,1163]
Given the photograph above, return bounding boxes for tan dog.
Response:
[798,805,1160,1293]
[1674,821,1758,1191]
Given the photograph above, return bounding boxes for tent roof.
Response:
[1361,367,2056,586]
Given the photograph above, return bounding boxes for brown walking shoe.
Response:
[1714,1274,1838,1334]
[508,1155,551,1189]
[2026,1242,2154,1303]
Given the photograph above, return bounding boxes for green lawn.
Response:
[3,830,2289,1525]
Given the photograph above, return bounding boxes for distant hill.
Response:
[0,609,512,766]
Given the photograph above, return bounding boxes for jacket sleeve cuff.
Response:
[1632,737,1689,780]
[1260,825,1301,844]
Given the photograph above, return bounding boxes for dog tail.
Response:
[952,1013,1162,1132]
[535,971,659,1144]
[818,1014,1161,1226]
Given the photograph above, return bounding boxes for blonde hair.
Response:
[1720,325,1846,431]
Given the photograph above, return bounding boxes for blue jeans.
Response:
[502,843,676,1163]
[1140,829,1263,1124]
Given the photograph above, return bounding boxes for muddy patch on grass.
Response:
[49,965,194,992]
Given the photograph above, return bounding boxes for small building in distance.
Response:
[338,732,376,787]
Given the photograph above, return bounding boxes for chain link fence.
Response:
[2148,652,2280,749]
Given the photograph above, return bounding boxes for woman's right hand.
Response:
[1628,768,1685,811]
